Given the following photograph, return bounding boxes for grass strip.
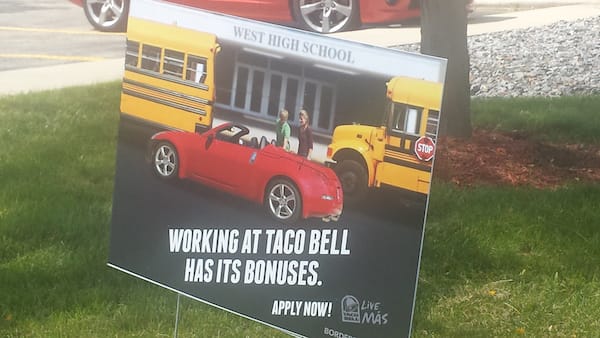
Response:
[1,84,598,337]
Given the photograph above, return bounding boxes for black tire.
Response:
[152,142,179,180]
[265,179,302,223]
[291,0,359,33]
[335,159,368,203]
[83,0,129,32]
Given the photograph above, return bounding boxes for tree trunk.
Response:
[420,0,472,138]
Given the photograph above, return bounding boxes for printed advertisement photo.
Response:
[108,0,447,336]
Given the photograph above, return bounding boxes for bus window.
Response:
[406,108,419,134]
[390,103,422,135]
[141,44,162,72]
[186,55,208,84]
[125,40,140,67]
[121,17,218,133]
[164,49,185,79]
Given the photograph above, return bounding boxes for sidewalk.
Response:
[0,58,124,96]
[1,2,599,96]
[333,3,600,46]
[476,0,600,6]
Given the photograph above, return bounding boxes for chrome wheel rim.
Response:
[298,0,354,33]
[268,183,297,220]
[85,0,125,29]
[154,144,176,177]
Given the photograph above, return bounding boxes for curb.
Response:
[0,58,124,96]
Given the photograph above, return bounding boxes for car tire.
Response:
[83,0,129,32]
[152,142,179,180]
[266,179,302,223]
[334,159,367,203]
[292,0,359,33]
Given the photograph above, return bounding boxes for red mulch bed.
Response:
[434,129,600,188]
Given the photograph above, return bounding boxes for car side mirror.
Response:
[205,134,214,149]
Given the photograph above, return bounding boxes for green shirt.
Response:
[275,120,291,150]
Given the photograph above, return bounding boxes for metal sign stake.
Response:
[174,293,181,338]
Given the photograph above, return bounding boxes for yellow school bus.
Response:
[326,76,443,202]
[120,17,220,132]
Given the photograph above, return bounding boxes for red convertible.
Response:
[72,0,423,34]
[149,123,343,223]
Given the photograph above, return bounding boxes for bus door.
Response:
[121,17,219,132]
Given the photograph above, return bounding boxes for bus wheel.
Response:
[266,179,302,223]
[335,160,367,203]
[153,142,179,179]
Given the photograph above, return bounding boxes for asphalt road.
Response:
[0,0,124,71]
[3,1,594,94]
[0,0,514,73]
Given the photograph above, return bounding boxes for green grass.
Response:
[472,95,600,143]
[0,83,285,338]
[415,184,600,337]
[1,85,599,337]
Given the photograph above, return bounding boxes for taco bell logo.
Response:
[341,295,360,323]
[341,295,389,326]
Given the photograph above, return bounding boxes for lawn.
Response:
[1,84,599,337]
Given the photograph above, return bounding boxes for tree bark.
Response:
[420,0,472,138]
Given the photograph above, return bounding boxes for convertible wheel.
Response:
[83,0,129,32]
[266,179,302,223]
[334,159,367,204]
[292,0,359,33]
[153,142,179,179]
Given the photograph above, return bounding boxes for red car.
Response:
[149,123,343,223]
[72,0,422,34]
